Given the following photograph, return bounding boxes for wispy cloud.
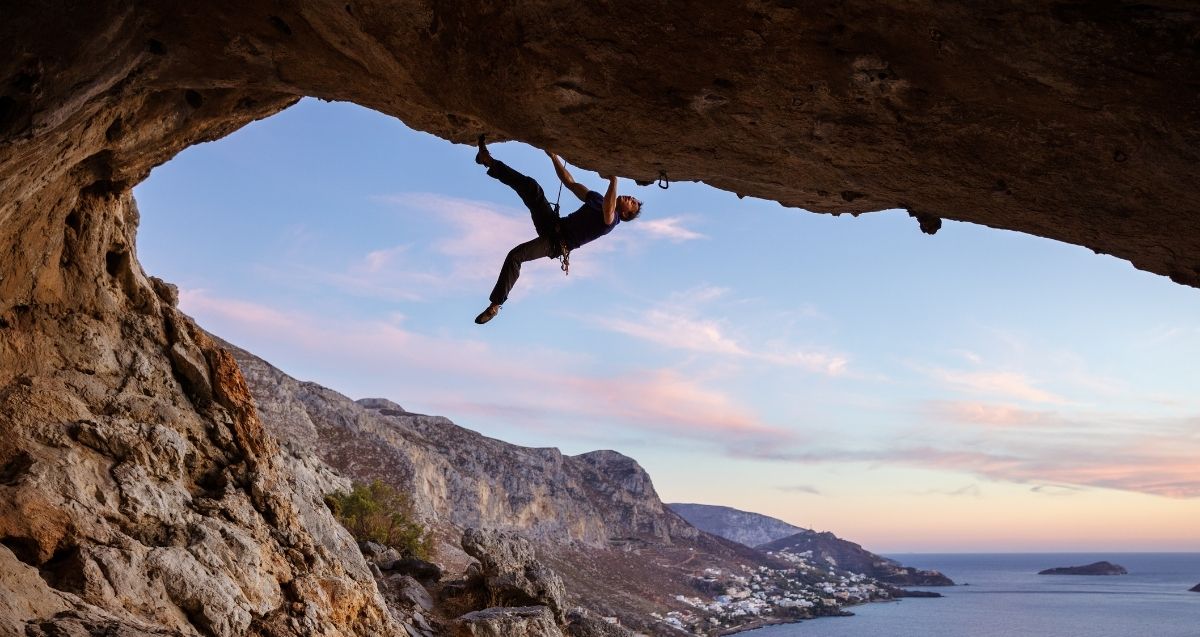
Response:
[1030,484,1085,496]
[921,401,1070,428]
[949,349,983,365]
[923,366,1066,404]
[633,216,707,242]
[180,289,793,452]
[915,484,983,497]
[589,287,849,376]
[776,484,821,495]
[261,193,582,303]
[740,402,1200,498]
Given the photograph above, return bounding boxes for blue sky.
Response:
[134,99,1200,552]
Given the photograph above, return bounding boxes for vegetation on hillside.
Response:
[326,480,432,559]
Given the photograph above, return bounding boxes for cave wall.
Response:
[3,2,1199,291]
[1,1,1197,635]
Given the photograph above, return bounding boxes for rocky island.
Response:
[1038,561,1128,576]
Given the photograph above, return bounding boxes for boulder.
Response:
[455,606,564,637]
[382,574,435,612]
[461,529,567,622]
[563,608,636,637]
[386,557,445,584]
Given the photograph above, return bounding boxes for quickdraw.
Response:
[552,180,570,275]
[557,242,571,276]
[657,170,670,189]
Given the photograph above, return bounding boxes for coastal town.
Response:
[653,547,899,634]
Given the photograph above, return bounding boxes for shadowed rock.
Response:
[461,528,567,622]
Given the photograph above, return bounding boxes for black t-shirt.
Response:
[558,190,619,250]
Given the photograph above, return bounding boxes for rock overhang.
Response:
[2,0,1199,302]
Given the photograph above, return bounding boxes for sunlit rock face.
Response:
[0,1,1197,634]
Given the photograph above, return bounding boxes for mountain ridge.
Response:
[673,503,955,587]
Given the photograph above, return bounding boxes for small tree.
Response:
[327,480,432,559]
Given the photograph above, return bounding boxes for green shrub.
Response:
[327,480,433,559]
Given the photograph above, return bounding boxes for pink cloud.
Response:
[179,289,792,451]
[754,414,1200,498]
[922,401,1069,427]
[590,297,849,376]
[926,367,1066,404]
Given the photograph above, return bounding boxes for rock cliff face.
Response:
[0,249,399,634]
[229,342,698,550]
[669,503,806,548]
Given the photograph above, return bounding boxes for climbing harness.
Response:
[550,180,571,276]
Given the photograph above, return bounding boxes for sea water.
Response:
[750,553,1200,637]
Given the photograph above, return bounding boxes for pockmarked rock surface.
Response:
[0,243,402,635]
[3,2,1200,295]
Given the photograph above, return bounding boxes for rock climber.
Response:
[472,136,642,324]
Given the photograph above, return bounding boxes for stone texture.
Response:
[3,2,1199,294]
[461,529,567,623]
[384,574,435,612]
[0,194,399,634]
[455,606,564,637]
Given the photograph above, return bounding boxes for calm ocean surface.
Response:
[750,553,1200,637]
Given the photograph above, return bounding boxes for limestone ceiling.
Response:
[3,1,1198,287]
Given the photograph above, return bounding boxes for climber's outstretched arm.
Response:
[601,175,618,225]
[546,151,590,201]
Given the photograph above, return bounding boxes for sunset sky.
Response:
[134,98,1199,553]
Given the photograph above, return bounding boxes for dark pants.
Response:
[486,161,562,305]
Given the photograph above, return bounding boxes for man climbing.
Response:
[472,136,642,324]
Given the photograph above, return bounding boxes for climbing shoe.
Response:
[474,303,500,325]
